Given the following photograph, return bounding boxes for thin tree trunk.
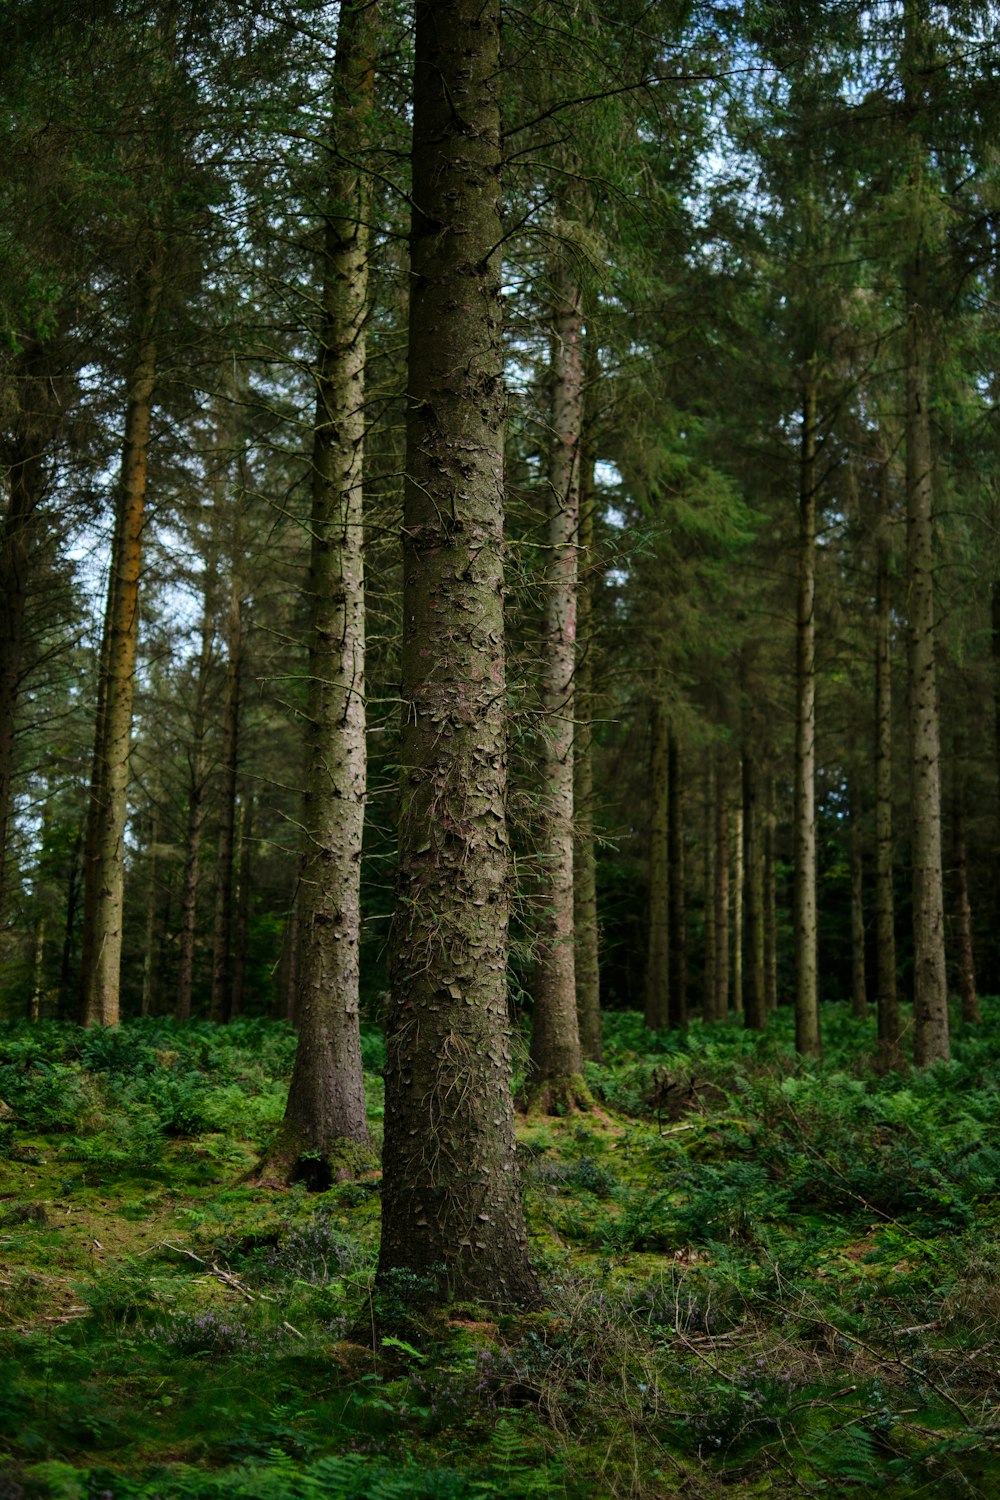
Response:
[850,779,867,1019]
[904,230,949,1066]
[993,579,1000,993]
[702,759,717,1022]
[794,376,820,1055]
[667,728,687,1028]
[58,830,83,1019]
[715,773,730,1019]
[644,693,669,1031]
[764,771,778,1010]
[283,897,300,1026]
[953,778,979,1026]
[230,794,252,1021]
[732,800,744,1016]
[743,752,766,1030]
[140,813,158,1018]
[30,918,45,1022]
[529,249,587,1101]
[209,569,241,1024]
[176,591,213,1021]
[80,264,161,1027]
[377,0,539,1310]
[573,443,602,1062]
[875,461,902,1069]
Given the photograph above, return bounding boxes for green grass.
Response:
[2,1005,1000,1497]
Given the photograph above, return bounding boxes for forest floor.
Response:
[1,1005,1000,1499]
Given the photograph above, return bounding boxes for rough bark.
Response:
[230,794,253,1021]
[80,265,160,1027]
[528,250,588,1103]
[281,0,378,1167]
[573,444,602,1062]
[875,465,902,1069]
[644,693,670,1031]
[794,376,820,1056]
[377,0,539,1310]
[993,578,1000,991]
[667,728,687,1028]
[140,813,158,1018]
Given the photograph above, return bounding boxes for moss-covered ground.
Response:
[2,1005,1000,1498]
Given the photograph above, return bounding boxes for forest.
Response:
[3,0,1000,1495]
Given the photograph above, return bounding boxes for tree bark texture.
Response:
[952,779,979,1026]
[80,266,160,1027]
[377,0,539,1309]
[794,377,820,1056]
[282,0,376,1161]
[644,693,669,1031]
[529,255,586,1094]
[573,444,602,1062]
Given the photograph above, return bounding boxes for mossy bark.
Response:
[742,751,766,1032]
[875,463,902,1069]
[714,773,730,1018]
[667,728,687,1028]
[849,781,868,1020]
[702,761,717,1021]
[377,0,539,1310]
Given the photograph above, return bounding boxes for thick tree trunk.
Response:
[80,266,160,1026]
[573,446,602,1062]
[528,253,587,1102]
[667,728,687,1028]
[377,0,539,1310]
[794,377,820,1056]
[743,752,766,1030]
[875,468,902,1068]
[702,760,717,1022]
[281,0,377,1167]
[905,261,949,1066]
[209,572,241,1024]
[715,774,730,1018]
[850,780,867,1019]
[644,693,670,1031]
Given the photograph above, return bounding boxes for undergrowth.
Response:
[2,1005,1000,1497]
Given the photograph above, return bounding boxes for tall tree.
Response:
[279,0,378,1175]
[377,0,539,1309]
